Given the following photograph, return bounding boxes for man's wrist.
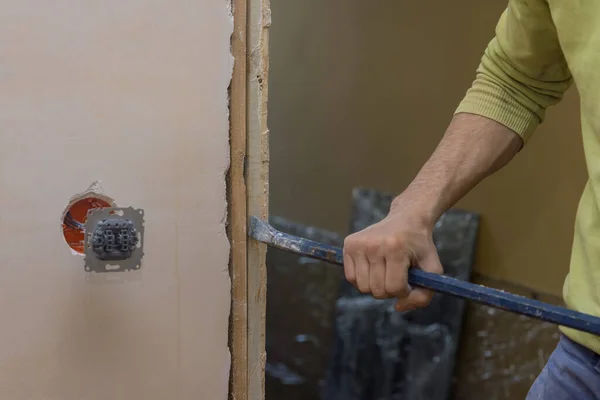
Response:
[390,190,441,230]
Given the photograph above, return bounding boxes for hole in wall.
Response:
[62,194,114,254]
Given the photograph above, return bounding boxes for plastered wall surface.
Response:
[0,1,232,399]
[268,0,587,296]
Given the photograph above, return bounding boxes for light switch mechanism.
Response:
[91,218,139,260]
[84,207,145,273]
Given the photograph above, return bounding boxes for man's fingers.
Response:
[394,288,434,312]
[353,253,371,293]
[342,227,442,311]
[343,249,356,286]
[384,250,411,299]
[369,256,389,299]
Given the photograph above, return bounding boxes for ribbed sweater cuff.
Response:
[454,84,540,144]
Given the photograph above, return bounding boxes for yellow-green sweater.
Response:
[455,0,600,353]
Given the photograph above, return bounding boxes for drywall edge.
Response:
[228,0,249,397]
[247,0,271,398]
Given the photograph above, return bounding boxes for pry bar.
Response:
[248,215,600,336]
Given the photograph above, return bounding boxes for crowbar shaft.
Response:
[248,215,600,336]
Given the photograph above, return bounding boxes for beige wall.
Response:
[268,0,587,296]
[0,1,232,398]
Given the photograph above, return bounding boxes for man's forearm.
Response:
[392,112,523,226]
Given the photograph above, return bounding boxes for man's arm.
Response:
[343,0,572,311]
[394,113,522,230]
[343,113,522,311]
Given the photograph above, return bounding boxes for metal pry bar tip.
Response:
[248,215,277,244]
[247,216,600,336]
[249,215,342,264]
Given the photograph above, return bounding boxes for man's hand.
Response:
[342,201,442,312]
[342,113,523,312]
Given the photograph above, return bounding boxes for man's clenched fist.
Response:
[342,203,443,312]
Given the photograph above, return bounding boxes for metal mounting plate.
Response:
[84,207,145,273]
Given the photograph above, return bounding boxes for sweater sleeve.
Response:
[455,0,573,144]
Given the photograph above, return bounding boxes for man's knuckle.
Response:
[364,240,381,254]
[372,291,386,300]
[432,263,444,274]
[343,236,357,250]
[370,281,384,296]
[383,236,403,251]
[357,285,370,294]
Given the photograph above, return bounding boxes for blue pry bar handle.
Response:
[248,216,600,336]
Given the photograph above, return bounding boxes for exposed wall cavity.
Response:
[0,1,233,399]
